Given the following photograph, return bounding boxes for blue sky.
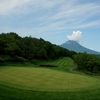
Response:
[0,0,100,52]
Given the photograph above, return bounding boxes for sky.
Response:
[0,0,100,52]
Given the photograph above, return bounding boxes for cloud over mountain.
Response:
[67,31,82,43]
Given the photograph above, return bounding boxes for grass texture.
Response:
[0,57,100,100]
[0,67,100,92]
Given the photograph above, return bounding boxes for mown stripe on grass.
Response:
[0,67,100,92]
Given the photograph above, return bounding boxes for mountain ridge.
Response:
[60,40,100,54]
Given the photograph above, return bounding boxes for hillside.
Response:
[60,40,100,54]
[0,32,75,62]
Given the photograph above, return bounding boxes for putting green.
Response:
[0,67,100,92]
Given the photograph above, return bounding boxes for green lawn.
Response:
[0,67,99,92]
[39,57,75,71]
[0,57,100,100]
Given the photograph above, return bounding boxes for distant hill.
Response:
[60,40,100,54]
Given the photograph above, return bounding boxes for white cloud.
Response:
[0,0,100,37]
[0,0,63,15]
[67,31,82,43]
[0,0,31,15]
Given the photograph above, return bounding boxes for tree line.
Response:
[73,52,100,74]
[0,32,76,62]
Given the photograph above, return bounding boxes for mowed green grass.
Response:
[42,57,74,66]
[0,57,100,100]
[40,57,75,71]
[0,67,100,92]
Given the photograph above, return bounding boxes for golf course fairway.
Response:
[0,67,100,92]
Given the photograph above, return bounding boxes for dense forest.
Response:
[0,32,100,74]
[0,32,75,62]
[73,52,100,74]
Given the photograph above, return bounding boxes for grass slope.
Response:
[0,85,100,100]
[39,57,75,71]
[0,57,100,100]
[0,67,99,92]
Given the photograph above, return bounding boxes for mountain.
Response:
[60,40,100,54]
